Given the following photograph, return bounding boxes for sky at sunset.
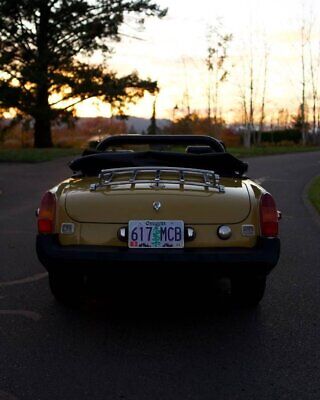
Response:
[75,0,320,123]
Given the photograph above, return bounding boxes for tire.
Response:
[232,276,266,307]
[48,270,86,307]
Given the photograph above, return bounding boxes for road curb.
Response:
[302,175,320,229]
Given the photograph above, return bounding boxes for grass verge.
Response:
[0,144,319,163]
[308,176,320,214]
[228,145,320,158]
[0,148,81,163]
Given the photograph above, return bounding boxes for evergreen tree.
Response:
[0,0,167,147]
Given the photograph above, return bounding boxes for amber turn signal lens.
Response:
[37,191,56,234]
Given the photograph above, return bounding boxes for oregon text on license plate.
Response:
[128,220,184,248]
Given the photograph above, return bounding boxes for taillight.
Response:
[38,192,56,234]
[259,193,279,237]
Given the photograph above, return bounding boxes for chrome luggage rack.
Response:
[89,166,225,193]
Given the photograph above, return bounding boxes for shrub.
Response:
[261,129,301,144]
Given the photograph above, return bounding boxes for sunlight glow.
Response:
[74,0,318,123]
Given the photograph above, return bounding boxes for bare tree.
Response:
[205,21,233,123]
[181,57,191,117]
[238,33,255,148]
[307,23,320,143]
[237,50,250,147]
[258,40,270,144]
[277,108,290,129]
[248,39,255,145]
[299,3,310,145]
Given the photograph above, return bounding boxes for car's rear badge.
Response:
[153,201,161,211]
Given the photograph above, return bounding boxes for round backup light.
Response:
[217,225,232,240]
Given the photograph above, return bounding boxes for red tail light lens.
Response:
[38,192,56,234]
[259,193,279,237]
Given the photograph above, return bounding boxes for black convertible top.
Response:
[70,151,247,177]
[70,135,248,177]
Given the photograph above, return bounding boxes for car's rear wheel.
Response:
[232,276,266,307]
[48,270,86,307]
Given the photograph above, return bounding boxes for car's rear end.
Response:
[36,135,280,306]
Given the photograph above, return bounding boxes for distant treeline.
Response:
[260,129,301,144]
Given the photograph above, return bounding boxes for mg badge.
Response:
[153,201,161,211]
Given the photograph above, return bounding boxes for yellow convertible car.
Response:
[36,135,280,306]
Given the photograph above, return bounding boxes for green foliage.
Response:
[229,145,319,158]
[308,176,320,214]
[1,144,318,163]
[0,0,167,147]
[261,129,302,144]
[291,103,310,131]
[162,113,224,136]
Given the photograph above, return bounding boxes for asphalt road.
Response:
[0,151,319,400]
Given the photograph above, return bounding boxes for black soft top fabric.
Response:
[69,151,248,177]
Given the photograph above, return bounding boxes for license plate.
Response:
[128,220,184,248]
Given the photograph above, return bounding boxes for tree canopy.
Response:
[0,0,167,147]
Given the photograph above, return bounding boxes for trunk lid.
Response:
[65,178,251,224]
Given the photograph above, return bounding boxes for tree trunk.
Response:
[300,22,307,146]
[33,1,52,148]
[34,77,52,147]
[34,111,52,148]
[259,43,269,145]
[244,127,251,148]
[248,50,254,147]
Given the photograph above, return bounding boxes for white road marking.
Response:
[0,310,41,321]
[0,272,47,288]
